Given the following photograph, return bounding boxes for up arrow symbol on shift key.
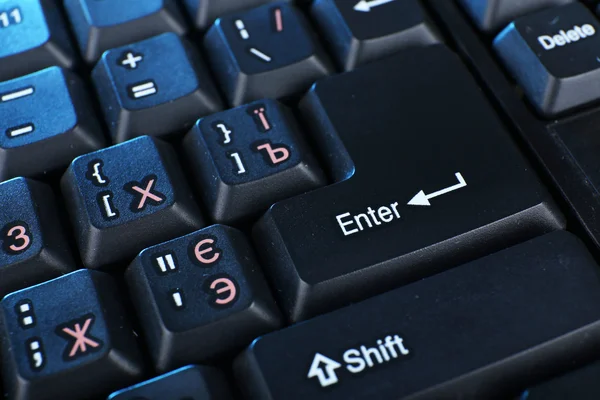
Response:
[307,353,342,387]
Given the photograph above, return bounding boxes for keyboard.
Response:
[5,0,600,398]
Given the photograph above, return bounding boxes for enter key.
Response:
[253,45,565,323]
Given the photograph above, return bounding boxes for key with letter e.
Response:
[253,45,564,322]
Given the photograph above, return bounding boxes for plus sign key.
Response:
[92,33,223,143]
[125,225,282,372]
[61,136,205,269]
[183,99,326,223]
[0,270,144,400]
[204,2,333,106]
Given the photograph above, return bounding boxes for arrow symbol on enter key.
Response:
[407,172,467,206]
[354,0,395,12]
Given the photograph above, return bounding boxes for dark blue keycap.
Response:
[182,0,280,30]
[0,178,74,298]
[0,67,104,179]
[204,2,333,106]
[61,136,205,269]
[0,0,76,81]
[108,364,234,399]
[183,99,326,223]
[63,0,187,63]
[92,33,222,143]
[125,225,282,372]
[311,0,441,71]
[0,270,144,400]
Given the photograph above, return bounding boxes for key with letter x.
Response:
[0,270,144,400]
[61,136,205,269]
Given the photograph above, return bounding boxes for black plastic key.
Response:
[458,0,574,32]
[0,67,104,179]
[126,225,282,372]
[0,0,76,81]
[254,45,564,323]
[182,0,280,30]
[235,231,600,400]
[61,136,204,269]
[520,361,600,399]
[204,2,333,106]
[0,270,144,400]
[108,364,233,400]
[0,178,74,298]
[494,3,600,117]
[311,0,441,71]
[183,99,326,223]
[63,0,187,63]
[92,32,222,143]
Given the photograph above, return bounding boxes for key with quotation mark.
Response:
[61,136,204,269]
[0,270,144,400]
[126,225,282,372]
[183,99,326,223]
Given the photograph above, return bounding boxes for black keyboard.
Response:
[4,0,600,399]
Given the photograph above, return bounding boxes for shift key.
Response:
[234,231,600,399]
[253,45,564,322]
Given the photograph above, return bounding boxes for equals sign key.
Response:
[127,80,158,100]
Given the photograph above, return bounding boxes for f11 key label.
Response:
[307,334,410,388]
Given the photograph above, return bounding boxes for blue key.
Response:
[61,136,205,269]
[0,178,74,298]
[0,0,76,81]
[204,2,333,106]
[92,33,222,143]
[0,67,104,180]
[0,270,144,400]
[125,225,282,372]
[182,99,326,223]
[63,0,187,63]
[108,364,234,399]
[182,0,280,30]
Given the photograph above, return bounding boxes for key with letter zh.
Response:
[253,45,564,322]
[235,231,600,399]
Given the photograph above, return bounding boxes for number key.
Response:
[0,178,74,298]
[0,0,76,81]
[125,225,282,372]
[182,99,326,223]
